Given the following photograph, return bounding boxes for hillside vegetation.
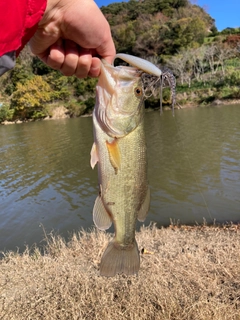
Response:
[0,0,240,122]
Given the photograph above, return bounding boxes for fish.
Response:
[90,54,162,277]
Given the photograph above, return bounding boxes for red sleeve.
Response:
[0,0,47,56]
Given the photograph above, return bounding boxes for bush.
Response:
[74,77,97,97]
[84,97,96,113]
[216,86,233,99]
[225,70,240,86]
[32,109,48,120]
[0,103,14,122]
[66,100,87,117]
[199,95,215,104]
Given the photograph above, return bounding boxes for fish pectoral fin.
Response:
[106,139,121,174]
[137,187,150,222]
[93,196,112,230]
[90,142,99,169]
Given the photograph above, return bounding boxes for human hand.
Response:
[29,0,116,78]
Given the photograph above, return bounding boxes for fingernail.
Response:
[89,66,100,77]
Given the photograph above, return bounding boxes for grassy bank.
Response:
[1,224,240,320]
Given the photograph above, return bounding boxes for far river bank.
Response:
[1,97,240,125]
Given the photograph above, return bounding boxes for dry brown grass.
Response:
[1,224,240,320]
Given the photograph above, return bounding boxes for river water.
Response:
[1,104,240,253]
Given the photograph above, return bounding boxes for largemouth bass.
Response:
[90,54,162,277]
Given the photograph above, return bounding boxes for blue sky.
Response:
[95,0,240,31]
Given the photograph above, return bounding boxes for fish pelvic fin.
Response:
[137,187,150,222]
[90,142,99,169]
[100,240,140,277]
[93,196,112,230]
[106,139,120,174]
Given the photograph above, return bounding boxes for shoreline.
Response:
[1,98,240,125]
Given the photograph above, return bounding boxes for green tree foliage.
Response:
[32,56,52,75]
[73,77,97,114]
[11,76,52,119]
[4,59,33,96]
[112,21,136,54]
[224,70,240,86]
[47,74,71,101]
[0,104,14,122]
[164,17,207,53]
[221,27,240,35]
[102,0,212,56]
[102,0,189,21]
[73,77,97,97]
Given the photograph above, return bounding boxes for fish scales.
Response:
[93,111,148,246]
[91,55,161,277]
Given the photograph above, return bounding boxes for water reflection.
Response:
[0,105,240,253]
[146,106,240,225]
[0,118,97,253]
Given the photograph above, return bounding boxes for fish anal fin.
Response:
[93,196,112,230]
[90,142,99,169]
[137,187,150,222]
[106,139,121,174]
[100,240,140,277]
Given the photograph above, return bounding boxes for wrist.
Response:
[40,0,62,25]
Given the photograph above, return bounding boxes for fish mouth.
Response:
[95,60,143,137]
[95,55,164,138]
[99,59,142,93]
[100,53,163,92]
[98,54,163,104]
[114,54,176,115]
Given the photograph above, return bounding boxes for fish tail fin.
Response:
[100,239,140,277]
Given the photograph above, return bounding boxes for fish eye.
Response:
[134,87,142,97]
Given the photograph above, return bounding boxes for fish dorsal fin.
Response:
[106,139,121,174]
[90,142,99,169]
[93,195,112,230]
[137,187,150,222]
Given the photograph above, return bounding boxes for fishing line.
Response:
[172,113,213,222]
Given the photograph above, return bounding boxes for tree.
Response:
[204,45,217,76]
[112,21,136,54]
[0,104,14,122]
[215,45,236,76]
[133,13,167,56]
[46,74,71,101]
[11,76,52,119]
[166,53,188,85]
[32,56,52,75]
[191,46,206,82]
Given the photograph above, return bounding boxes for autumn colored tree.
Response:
[11,76,52,119]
